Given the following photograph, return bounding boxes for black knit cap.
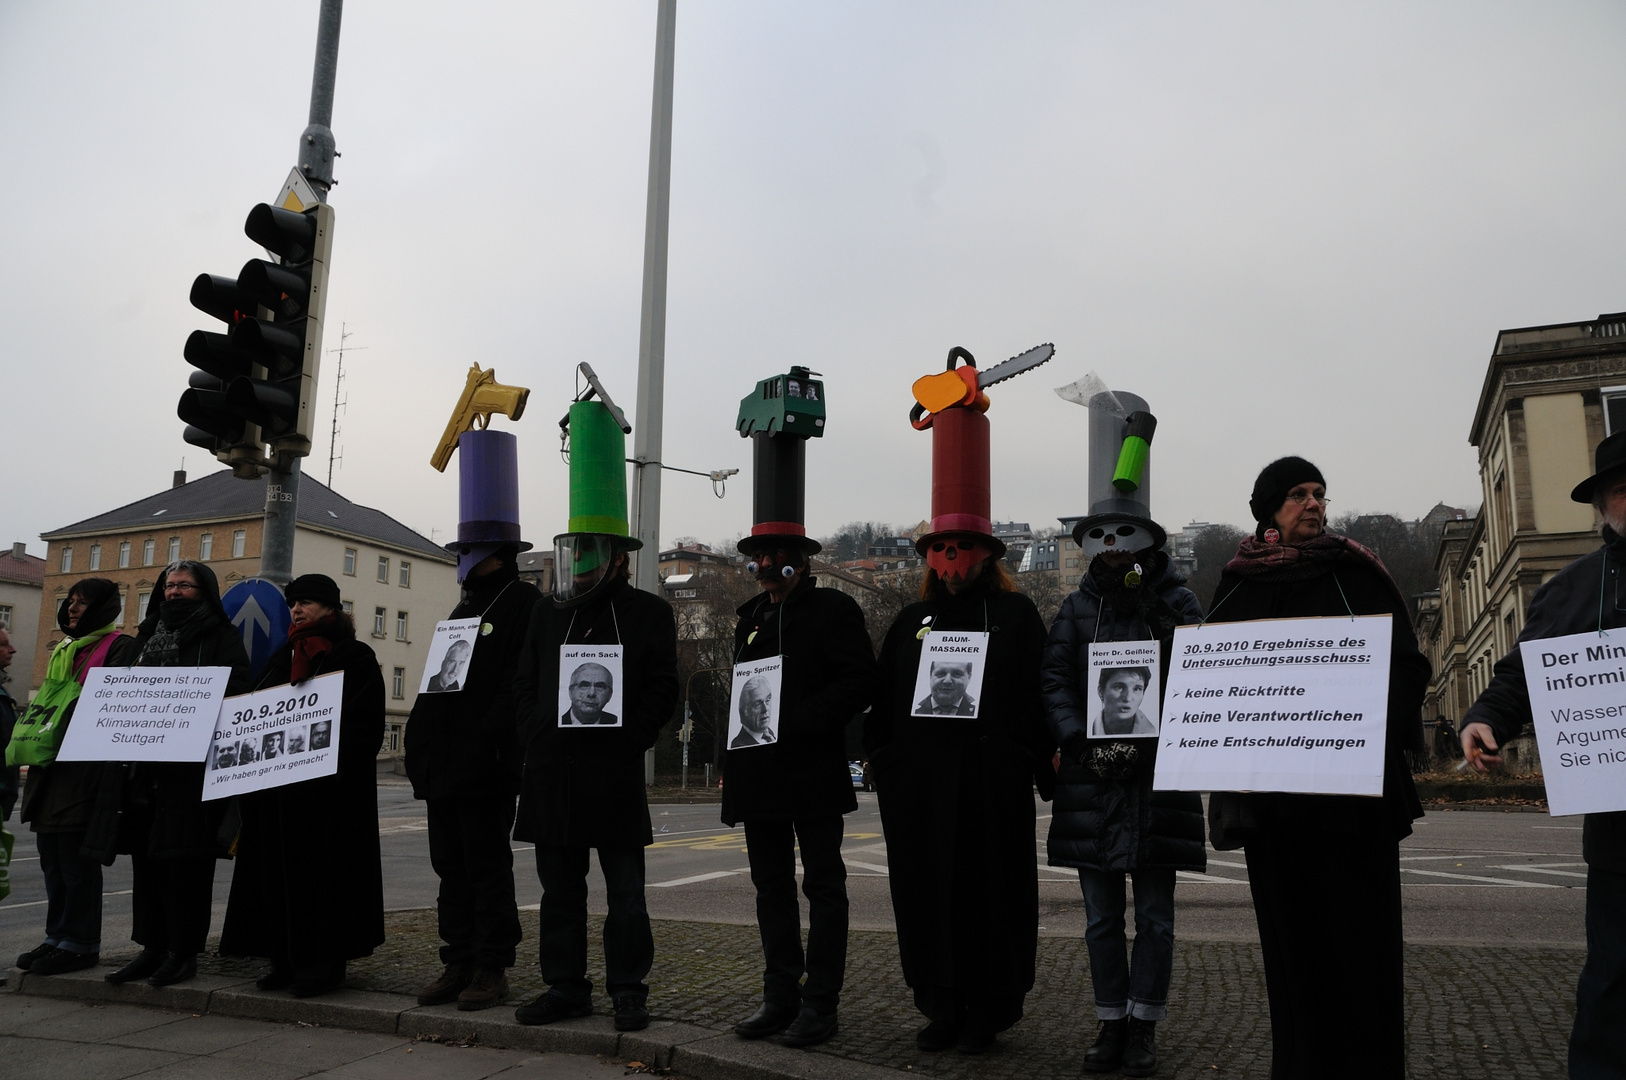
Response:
[1249,456,1326,524]
[284,574,342,610]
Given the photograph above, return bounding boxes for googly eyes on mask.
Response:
[747,561,760,574]
[781,565,795,579]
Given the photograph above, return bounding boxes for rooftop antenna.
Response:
[325,323,368,486]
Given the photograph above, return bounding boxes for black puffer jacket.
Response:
[723,575,874,826]
[1041,552,1207,873]
[405,565,542,801]
[512,578,678,848]
[1465,535,1626,874]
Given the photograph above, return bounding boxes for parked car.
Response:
[850,760,872,792]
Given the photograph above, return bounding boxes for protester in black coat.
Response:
[102,561,251,988]
[866,560,1053,1053]
[1206,458,1430,1080]
[511,561,678,1028]
[725,559,874,1046]
[220,574,386,997]
[405,550,541,1010]
[1041,548,1205,1074]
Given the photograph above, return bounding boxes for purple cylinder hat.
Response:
[449,429,532,581]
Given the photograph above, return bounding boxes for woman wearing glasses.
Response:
[98,561,250,986]
[1205,458,1431,1080]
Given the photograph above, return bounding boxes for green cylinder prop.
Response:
[1112,437,1150,493]
[567,401,631,536]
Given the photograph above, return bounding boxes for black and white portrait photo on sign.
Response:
[728,656,783,749]
[202,671,344,800]
[557,644,625,727]
[910,631,989,718]
[1087,641,1162,738]
[419,617,481,694]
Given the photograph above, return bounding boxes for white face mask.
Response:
[1080,522,1156,558]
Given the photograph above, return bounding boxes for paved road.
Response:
[0,776,1588,972]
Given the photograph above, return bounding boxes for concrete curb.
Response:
[3,963,912,1080]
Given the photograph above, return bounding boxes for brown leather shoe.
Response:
[416,963,473,1006]
[456,967,509,1011]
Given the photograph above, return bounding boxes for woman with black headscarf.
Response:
[220,573,386,997]
[11,578,139,977]
[1205,457,1431,1080]
[100,560,250,986]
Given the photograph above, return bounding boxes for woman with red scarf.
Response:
[220,574,385,996]
[1205,457,1430,1080]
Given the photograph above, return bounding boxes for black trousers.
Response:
[130,852,217,957]
[743,814,848,1013]
[426,795,522,969]
[1245,829,1406,1080]
[534,844,652,1003]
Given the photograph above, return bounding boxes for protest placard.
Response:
[202,671,344,801]
[1152,615,1392,795]
[55,667,231,763]
[1519,627,1626,816]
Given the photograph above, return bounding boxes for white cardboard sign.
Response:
[1152,615,1392,796]
[729,657,783,749]
[1087,641,1163,738]
[910,631,990,718]
[419,618,481,694]
[558,645,625,727]
[55,667,231,763]
[203,671,344,801]
[1519,627,1626,816]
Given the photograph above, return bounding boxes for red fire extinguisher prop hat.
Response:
[909,343,1053,579]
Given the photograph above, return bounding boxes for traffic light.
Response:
[178,200,334,475]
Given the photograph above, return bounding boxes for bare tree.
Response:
[1187,524,1248,611]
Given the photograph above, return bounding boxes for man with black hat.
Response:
[1462,429,1626,1080]
[509,382,678,1034]
[725,366,875,1049]
[407,419,543,1012]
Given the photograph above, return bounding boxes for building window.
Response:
[89,544,101,570]
[341,599,353,615]
[117,591,127,625]
[377,556,390,583]
[118,541,131,568]
[1605,386,1626,435]
[343,548,357,576]
[60,547,73,573]
[232,530,246,558]
[199,533,213,561]
[143,539,156,566]
[0,605,10,631]
[399,561,411,588]
[372,607,387,637]
[137,591,151,616]
[392,667,405,699]
[395,611,409,641]
[168,537,181,564]
[1065,557,1080,568]
[387,726,401,752]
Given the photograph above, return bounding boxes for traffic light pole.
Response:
[629,0,676,593]
[261,0,341,587]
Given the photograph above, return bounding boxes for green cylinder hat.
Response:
[561,400,642,549]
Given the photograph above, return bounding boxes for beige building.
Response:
[35,469,458,755]
[1417,311,1626,770]
[0,542,46,693]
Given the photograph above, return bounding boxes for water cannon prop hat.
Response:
[556,363,641,551]
[428,363,534,582]
[1052,374,1166,556]
[910,343,1054,560]
[736,365,826,555]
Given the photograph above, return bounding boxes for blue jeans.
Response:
[1077,866,1175,1021]
[1572,865,1626,1080]
[37,831,101,955]
[534,845,652,1003]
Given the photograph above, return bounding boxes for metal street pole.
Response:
[629,0,677,592]
[261,0,342,586]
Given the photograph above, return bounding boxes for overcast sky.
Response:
[4,1,1624,558]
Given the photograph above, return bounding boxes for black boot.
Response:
[1082,1018,1127,1072]
[1120,1017,1158,1077]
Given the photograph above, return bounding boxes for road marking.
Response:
[1178,871,1245,883]
[845,843,889,856]
[0,889,130,912]
[1491,864,1589,879]
[1207,859,1249,870]
[1532,826,1583,831]
[650,870,742,888]
[1399,867,1561,887]
[845,861,890,875]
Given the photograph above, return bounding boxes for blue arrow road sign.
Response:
[222,579,290,676]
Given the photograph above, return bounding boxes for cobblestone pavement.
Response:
[132,910,1581,1080]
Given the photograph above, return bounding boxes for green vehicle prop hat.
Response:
[555,363,640,607]
[736,365,826,556]
[1054,373,1166,559]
